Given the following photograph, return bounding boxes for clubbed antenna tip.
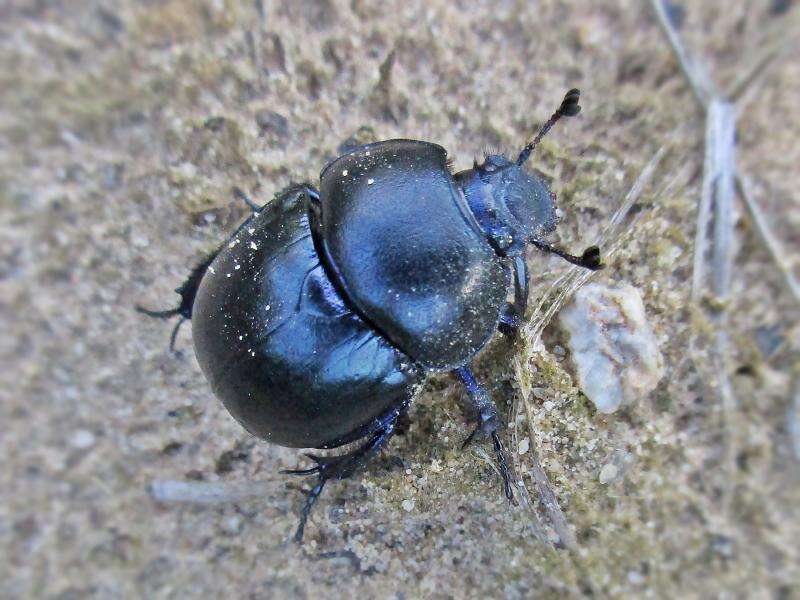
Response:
[517,88,582,166]
[558,88,581,117]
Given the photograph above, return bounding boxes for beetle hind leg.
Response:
[281,402,407,542]
[136,249,219,350]
[135,186,272,349]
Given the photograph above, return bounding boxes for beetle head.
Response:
[456,88,581,257]
[455,156,557,256]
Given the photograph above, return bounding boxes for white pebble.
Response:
[517,437,530,455]
[599,463,618,484]
[223,515,242,534]
[559,283,663,414]
[401,499,415,512]
[69,429,95,449]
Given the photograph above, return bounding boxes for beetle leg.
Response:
[499,255,529,338]
[281,401,407,542]
[138,184,321,350]
[453,366,516,503]
[232,186,263,213]
[232,184,319,213]
[136,249,220,350]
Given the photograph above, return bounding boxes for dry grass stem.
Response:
[736,175,800,303]
[648,0,716,107]
[509,147,666,550]
[150,479,284,504]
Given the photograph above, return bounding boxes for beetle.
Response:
[138,89,601,541]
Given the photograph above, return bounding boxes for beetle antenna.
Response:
[529,238,603,270]
[516,88,581,166]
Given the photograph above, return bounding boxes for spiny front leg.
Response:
[453,366,515,502]
[498,255,529,339]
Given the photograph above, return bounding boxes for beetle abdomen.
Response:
[191,186,424,448]
[319,140,508,371]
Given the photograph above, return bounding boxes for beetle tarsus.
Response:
[498,305,522,338]
[454,366,517,504]
[233,186,263,213]
[492,432,515,502]
[168,317,187,352]
[461,425,481,450]
[294,480,326,543]
[282,404,405,542]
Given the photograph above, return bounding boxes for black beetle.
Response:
[138,89,601,541]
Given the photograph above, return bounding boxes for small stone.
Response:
[101,163,124,189]
[222,515,242,535]
[599,463,618,484]
[559,283,664,414]
[532,387,548,400]
[517,437,530,455]
[627,570,645,585]
[401,499,415,512]
[69,429,96,449]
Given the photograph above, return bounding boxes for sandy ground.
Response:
[2,1,799,597]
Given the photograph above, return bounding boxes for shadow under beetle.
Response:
[139,89,602,542]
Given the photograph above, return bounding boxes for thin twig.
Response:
[690,110,716,303]
[709,101,737,301]
[510,147,666,550]
[524,418,577,548]
[726,41,780,107]
[790,376,800,462]
[474,446,550,545]
[708,101,739,507]
[250,0,267,94]
[150,479,285,504]
[736,175,800,303]
[691,103,736,305]
[727,11,800,107]
[649,5,746,510]
[512,356,576,549]
[648,0,717,108]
